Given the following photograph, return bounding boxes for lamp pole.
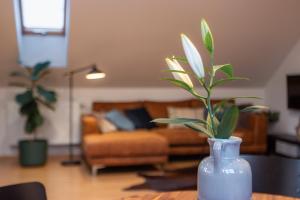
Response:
[61,71,81,165]
[61,64,105,166]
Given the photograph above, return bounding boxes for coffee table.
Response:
[125,156,300,197]
[123,191,300,200]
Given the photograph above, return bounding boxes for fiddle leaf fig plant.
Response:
[153,19,268,139]
[10,61,57,139]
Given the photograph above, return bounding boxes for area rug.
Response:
[124,163,198,191]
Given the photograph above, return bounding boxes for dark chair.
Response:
[244,155,300,198]
[0,182,47,200]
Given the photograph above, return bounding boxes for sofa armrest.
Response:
[81,114,99,136]
[248,113,268,146]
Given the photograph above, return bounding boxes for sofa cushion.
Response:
[152,127,207,146]
[83,131,168,157]
[93,112,118,133]
[124,107,157,129]
[105,110,135,131]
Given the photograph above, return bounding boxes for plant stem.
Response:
[207,52,216,137]
[207,91,216,137]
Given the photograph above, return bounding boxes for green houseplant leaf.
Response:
[9,82,29,88]
[37,85,57,103]
[212,77,249,88]
[241,105,269,112]
[31,61,50,81]
[20,100,38,115]
[201,19,214,55]
[216,105,239,139]
[25,111,44,133]
[163,78,192,91]
[10,61,57,136]
[213,64,233,78]
[10,71,29,79]
[155,18,267,139]
[152,118,207,125]
[184,122,213,138]
[16,90,34,105]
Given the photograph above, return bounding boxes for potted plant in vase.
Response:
[153,19,267,200]
[10,61,57,166]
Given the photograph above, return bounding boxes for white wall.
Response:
[265,39,300,135]
[0,87,264,156]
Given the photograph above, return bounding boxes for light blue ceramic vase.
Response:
[198,136,252,200]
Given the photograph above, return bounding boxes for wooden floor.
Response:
[0,156,158,200]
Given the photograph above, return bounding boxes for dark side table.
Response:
[268,133,300,158]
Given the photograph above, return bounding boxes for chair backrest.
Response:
[0,182,47,200]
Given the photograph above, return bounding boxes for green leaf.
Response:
[206,114,219,136]
[212,77,249,88]
[216,105,239,139]
[36,98,55,110]
[37,85,57,103]
[184,122,213,138]
[163,78,192,91]
[172,56,188,64]
[212,100,228,114]
[16,90,33,105]
[9,82,29,88]
[213,64,233,78]
[31,61,50,80]
[10,71,29,79]
[152,118,207,125]
[20,100,38,116]
[163,69,188,74]
[25,111,44,133]
[36,69,50,80]
[241,105,269,112]
[201,19,214,55]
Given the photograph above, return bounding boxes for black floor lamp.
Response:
[61,64,106,166]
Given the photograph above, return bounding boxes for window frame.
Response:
[18,0,67,36]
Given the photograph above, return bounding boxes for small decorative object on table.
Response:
[10,61,57,166]
[267,110,280,124]
[153,19,267,200]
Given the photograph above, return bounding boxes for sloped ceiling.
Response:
[1,0,300,87]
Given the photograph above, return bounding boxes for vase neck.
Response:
[208,137,241,159]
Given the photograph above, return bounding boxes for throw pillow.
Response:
[124,107,157,129]
[105,109,135,131]
[93,112,118,133]
[167,107,204,128]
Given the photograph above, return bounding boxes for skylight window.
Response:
[20,0,66,35]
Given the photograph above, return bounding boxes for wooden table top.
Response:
[122,191,300,200]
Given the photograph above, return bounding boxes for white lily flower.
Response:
[181,34,205,78]
[165,58,193,88]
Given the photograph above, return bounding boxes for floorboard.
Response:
[0,156,156,200]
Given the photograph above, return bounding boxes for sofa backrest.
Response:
[93,101,144,112]
[92,99,210,118]
[92,99,230,117]
[144,100,193,119]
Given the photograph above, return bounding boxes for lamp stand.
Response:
[61,73,81,166]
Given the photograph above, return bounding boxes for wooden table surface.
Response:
[122,191,300,200]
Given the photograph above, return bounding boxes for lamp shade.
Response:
[85,66,106,80]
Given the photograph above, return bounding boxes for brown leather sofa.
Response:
[81,99,268,173]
